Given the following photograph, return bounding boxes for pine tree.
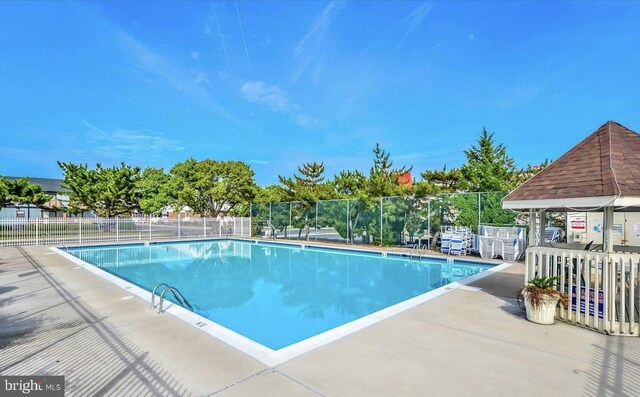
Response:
[278,161,336,238]
[279,161,330,202]
[333,170,367,197]
[460,128,516,192]
[368,143,411,197]
[58,161,142,217]
[420,166,463,193]
[295,162,325,189]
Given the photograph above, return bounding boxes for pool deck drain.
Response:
[1,245,639,396]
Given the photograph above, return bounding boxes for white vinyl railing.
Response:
[0,216,251,247]
[526,246,640,336]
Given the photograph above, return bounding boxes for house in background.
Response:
[0,177,92,219]
[397,171,413,186]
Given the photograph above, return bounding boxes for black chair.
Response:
[584,240,593,251]
[568,241,592,286]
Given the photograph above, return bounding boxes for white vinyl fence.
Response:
[0,216,251,247]
[526,246,640,336]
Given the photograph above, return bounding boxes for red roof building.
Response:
[397,171,413,186]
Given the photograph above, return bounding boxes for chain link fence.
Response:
[251,192,522,246]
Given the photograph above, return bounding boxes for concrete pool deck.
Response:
[1,246,638,396]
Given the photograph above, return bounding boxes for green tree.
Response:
[249,185,287,236]
[328,170,372,241]
[8,177,51,206]
[459,128,516,192]
[514,159,552,186]
[58,162,142,217]
[367,143,412,197]
[420,166,463,193]
[170,159,257,217]
[2,177,52,217]
[333,170,367,198]
[278,162,334,238]
[365,144,414,244]
[279,162,333,202]
[136,167,175,215]
[0,176,11,210]
[254,185,286,204]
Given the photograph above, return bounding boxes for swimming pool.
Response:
[62,239,500,360]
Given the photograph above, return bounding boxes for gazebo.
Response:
[503,120,640,335]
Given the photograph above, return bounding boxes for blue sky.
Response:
[1,1,639,185]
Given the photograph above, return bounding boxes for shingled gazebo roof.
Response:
[503,121,640,211]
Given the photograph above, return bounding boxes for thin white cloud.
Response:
[83,121,185,157]
[203,3,232,74]
[112,27,253,126]
[241,81,291,111]
[396,3,432,50]
[212,9,232,73]
[294,0,346,57]
[190,51,200,60]
[234,0,253,75]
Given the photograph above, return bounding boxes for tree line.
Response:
[1,128,547,224]
[0,177,52,211]
[252,128,548,242]
[257,128,546,204]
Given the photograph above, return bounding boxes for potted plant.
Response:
[522,276,568,325]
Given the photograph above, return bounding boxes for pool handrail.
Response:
[151,283,194,313]
[158,286,193,313]
[150,282,171,308]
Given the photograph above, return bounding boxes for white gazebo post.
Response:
[602,206,614,253]
[528,209,537,247]
[539,210,547,246]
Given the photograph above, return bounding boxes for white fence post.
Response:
[35,218,39,245]
[116,217,119,242]
[478,193,481,232]
[380,197,383,246]
[178,213,181,238]
[79,218,82,244]
[204,217,207,238]
[233,218,236,236]
[346,200,350,244]
[240,217,244,237]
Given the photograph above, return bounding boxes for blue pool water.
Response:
[65,240,492,350]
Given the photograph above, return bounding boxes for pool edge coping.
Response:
[50,242,513,367]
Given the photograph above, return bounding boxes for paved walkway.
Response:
[1,246,638,396]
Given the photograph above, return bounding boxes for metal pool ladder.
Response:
[151,283,193,314]
[407,247,423,260]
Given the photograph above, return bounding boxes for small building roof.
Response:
[503,121,640,210]
[6,177,67,193]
